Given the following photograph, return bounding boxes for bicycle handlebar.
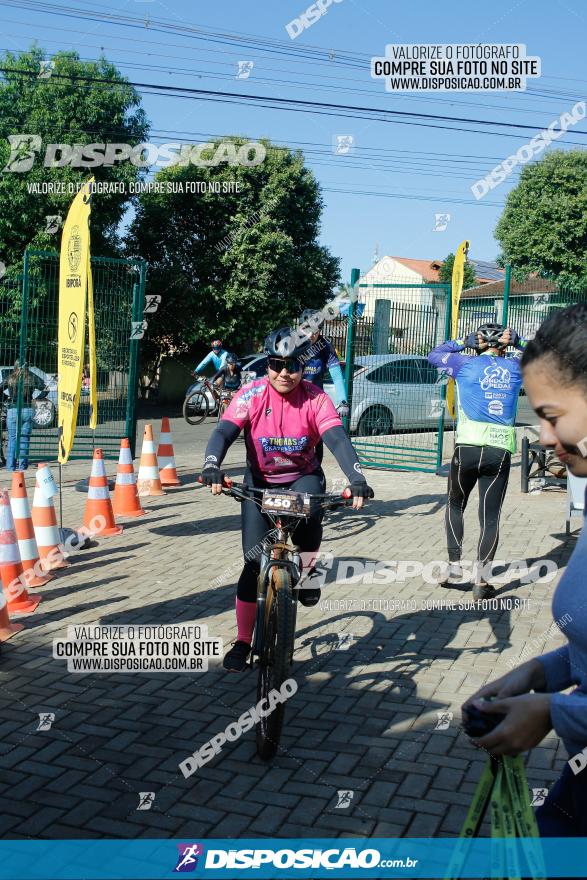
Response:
[196,475,354,509]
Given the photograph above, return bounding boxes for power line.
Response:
[0,27,581,119]
[2,66,586,143]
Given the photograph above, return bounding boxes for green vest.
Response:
[456,396,517,453]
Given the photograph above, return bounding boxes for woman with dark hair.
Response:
[462,302,587,835]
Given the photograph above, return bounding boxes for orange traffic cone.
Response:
[10,472,52,587]
[82,449,123,537]
[0,489,42,614]
[113,439,145,518]
[0,592,24,641]
[157,417,181,486]
[137,425,165,497]
[31,464,69,571]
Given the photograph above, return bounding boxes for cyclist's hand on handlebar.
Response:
[349,481,374,510]
[199,465,225,495]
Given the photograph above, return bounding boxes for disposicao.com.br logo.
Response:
[195,845,418,871]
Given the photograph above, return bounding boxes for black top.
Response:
[211,364,242,391]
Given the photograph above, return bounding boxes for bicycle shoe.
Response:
[472,581,497,602]
[298,588,321,607]
[297,567,322,607]
[223,640,251,672]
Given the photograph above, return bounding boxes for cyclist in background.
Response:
[200,326,374,672]
[428,323,527,600]
[194,339,227,376]
[298,309,349,420]
[211,353,242,391]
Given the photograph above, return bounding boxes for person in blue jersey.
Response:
[298,309,349,417]
[297,309,349,467]
[194,339,227,376]
[428,323,527,599]
[462,304,587,837]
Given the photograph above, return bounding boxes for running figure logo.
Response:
[174,844,203,872]
[136,792,155,811]
[432,213,451,232]
[434,711,453,730]
[530,788,548,807]
[333,135,354,155]
[236,61,253,79]
[36,713,55,731]
[335,790,354,809]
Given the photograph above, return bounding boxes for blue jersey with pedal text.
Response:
[428,340,524,452]
[302,336,340,389]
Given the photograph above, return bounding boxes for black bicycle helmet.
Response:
[476,323,506,348]
[299,308,324,329]
[264,326,312,359]
[225,352,239,365]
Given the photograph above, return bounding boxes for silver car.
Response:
[0,365,58,428]
[323,355,446,436]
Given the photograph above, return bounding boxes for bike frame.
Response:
[221,481,351,664]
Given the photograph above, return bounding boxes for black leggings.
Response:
[236,469,326,602]
[446,444,511,564]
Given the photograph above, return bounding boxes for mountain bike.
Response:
[219,478,355,759]
[216,389,234,423]
[183,377,222,425]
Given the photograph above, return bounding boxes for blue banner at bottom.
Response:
[0,837,586,879]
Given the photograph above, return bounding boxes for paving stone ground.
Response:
[0,415,575,840]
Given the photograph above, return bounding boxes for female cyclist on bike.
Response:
[211,352,242,391]
[200,326,374,672]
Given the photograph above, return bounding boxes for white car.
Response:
[239,354,268,384]
[323,355,446,436]
[0,365,58,428]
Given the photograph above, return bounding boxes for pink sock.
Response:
[235,598,256,645]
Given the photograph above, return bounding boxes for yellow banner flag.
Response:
[86,247,97,429]
[446,239,470,419]
[58,179,94,463]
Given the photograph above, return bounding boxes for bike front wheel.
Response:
[256,566,295,760]
[183,391,209,425]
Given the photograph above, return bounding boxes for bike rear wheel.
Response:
[216,396,231,423]
[256,567,295,760]
[183,391,209,425]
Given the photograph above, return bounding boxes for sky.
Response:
[1,0,586,281]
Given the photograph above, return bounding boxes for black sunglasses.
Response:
[268,357,302,374]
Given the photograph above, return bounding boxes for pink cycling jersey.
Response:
[222,377,342,484]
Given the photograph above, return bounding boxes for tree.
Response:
[494,151,587,288]
[0,47,148,271]
[439,253,477,290]
[126,137,340,374]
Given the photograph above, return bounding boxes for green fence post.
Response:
[14,250,31,465]
[503,265,511,326]
[343,268,360,434]
[435,284,452,474]
[126,260,147,457]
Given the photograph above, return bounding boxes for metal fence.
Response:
[457,280,587,341]
[340,275,450,473]
[0,249,146,466]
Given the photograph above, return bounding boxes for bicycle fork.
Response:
[250,548,301,665]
